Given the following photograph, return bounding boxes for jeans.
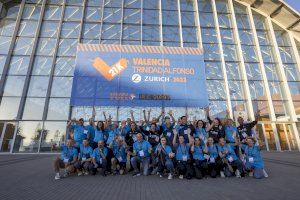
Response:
[157,159,174,174]
[131,156,150,176]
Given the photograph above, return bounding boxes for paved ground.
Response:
[0,152,300,200]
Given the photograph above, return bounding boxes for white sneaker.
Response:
[55,173,60,180]
[179,175,184,179]
[168,173,173,180]
[84,171,89,176]
[235,170,241,178]
[249,171,254,177]
[78,172,83,176]
[263,169,269,178]
[220,171,225,178]
[159,175,163,178]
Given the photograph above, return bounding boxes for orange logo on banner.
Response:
[92,57,128,81]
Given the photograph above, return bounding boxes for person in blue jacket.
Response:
[155,137,175,180]
[67,118,87,150]
[92,140,108,176]
[217,137,243,178]
[191,137,207,179]
[244,137,266,179]
[54,139,78,180]
[74,139,94,176]
[204,137,219,178]
[173,128,193,179]
[131,133,152,176]
[106,123,120,145]
[194,120,208,145]
[109,135,127,175]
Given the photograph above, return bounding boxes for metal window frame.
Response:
[194,0,203,49]
[159,0,163,46]
[211,0,233,118]
[177,0,183,47]
[0,0,26,103]
[228,0,255,120]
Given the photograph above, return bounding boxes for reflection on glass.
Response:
[1,123,16,152]
[22,98,46,120]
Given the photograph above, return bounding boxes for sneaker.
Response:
[249,171,254,177]
[235,170,241,178]
[132,172,141,177]
[179,175,184,179]
[168,173,173,180]
[62,172,69,178]
[159,175,163,178]
[84,171,89,176]
[263,169,269,178]
[220,171,225,178]
[54,173,60,180]
[78,172,83,176]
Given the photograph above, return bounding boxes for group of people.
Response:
[54,108,268,180]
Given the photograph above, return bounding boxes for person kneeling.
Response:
[156,137,175,180]
[244,137,266,179]
[110,136,127,175]
[217,138,243,178]
[92,140,108,176]
[131,133,152,176]
[54,139,78,180]
[74,139,94,176]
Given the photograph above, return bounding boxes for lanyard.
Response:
[138,141,143,151]
[247,146,254,157]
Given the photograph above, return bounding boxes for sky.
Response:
[285,0,300,12]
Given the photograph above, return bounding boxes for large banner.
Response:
[71,44,208,107]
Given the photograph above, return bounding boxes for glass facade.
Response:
[0,0,300,153]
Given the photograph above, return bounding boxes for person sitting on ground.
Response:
[109,136,127,175]
[204,137,219,178]
[92,140,108,176]
[74,139,93,176]
[217,137,243,178]
[54,139,78,180]
[244,137,266,179]
[191,137,207,179]
[131,133,152,177]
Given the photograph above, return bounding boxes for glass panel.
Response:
[57,39,78,56]
[0,36,12,54]
[264,123,276,150]
[201,28,217,43]
[103,7,122,23]
[101,23,121,40]
[40,121,67,152]
[40,21,59,38]
[206,80,226,100]
[32,56,53,75]
[13,37,34,55]
[22,98,46,120]
[87,0,104,6]
[13,121,43,153]
[50,77,73,97]
[203,44,220,60]
[7,56,30,75]
[0,97,20,119]
[61,22,81,38]
[122,24,141,41]
[0,122,4,139]
[82,23,101,39]
[143,9,159,25]
[123,8,141,24]
[199,13,215,28]
[27,76,50,97]
[36,38,56,56]
[0,122,17,152]
[104,0,122,7]
[163,26,180,42]
[47,98,70,120]
[54,57,75,76]
[44,5,62,20]
[205,61,223,79]
[3,76,26,96]
[0,56,5,75]
[85,7,102,21]
[142,25,160,42]
[162,10,178,25]
[64,6,83,21]
[182,27,197,43]
[181,11,196,26]
[276,124,289,151]
[0,19,17,37]
[22,4,41,20]
[248,81,267,100]
[209,100,227,118]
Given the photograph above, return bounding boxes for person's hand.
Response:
[168,110,173,115]
[102,111,106,115]
[204,107,210,113]
[173,128,178,135]
[226,109,230,115]
[256,110,261,116]
[148,109,151,113]
[71,118,76,122]
[130,110,134,114]
[224,149,228,154]
[169,152,175,158]
[94,163,98,168]
[143,110,146,113]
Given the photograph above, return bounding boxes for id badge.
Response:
[249,157,254,163]
[204,154,210,160]
[84,130,88,134]
[63,158,69,163]
[99,158,102,164]
[182,155,188,161]
[228,156,233,162]
[184,130,188,135]
[167,132,171,137]
[139,150,145,157]
[210,157,215,163]
[242,133,247,138]
[82,157,86,161]
[117,156,123,162]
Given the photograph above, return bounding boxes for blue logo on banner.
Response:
[70,44,208,107]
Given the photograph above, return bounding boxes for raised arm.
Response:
[130,110,135,122]
[143,110,147,122]
[147,109,151,123]
[168,110,176,124]
[187,128,194,147]
[205,107,212,124]
[172,129,178,146]
[103,111,107,123]
[157,109,164,123]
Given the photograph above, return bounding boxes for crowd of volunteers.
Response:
[54,108,268,180]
